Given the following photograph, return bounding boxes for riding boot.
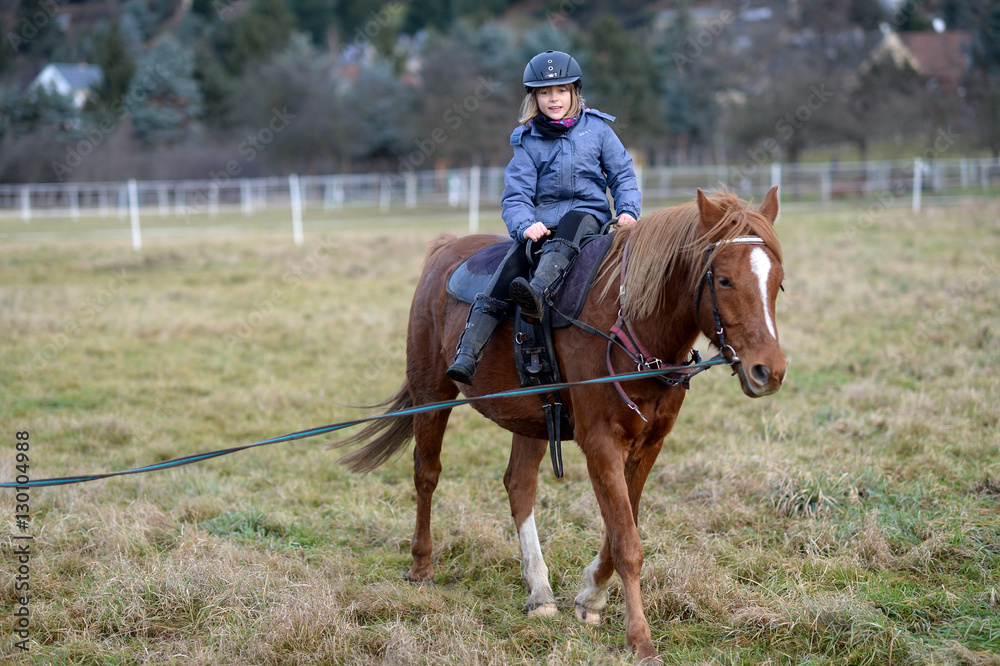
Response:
[445,294,508,385]
[508,239,579,318]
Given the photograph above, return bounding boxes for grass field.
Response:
[1,199,999,665]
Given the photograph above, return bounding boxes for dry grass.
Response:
[1,200,999,663]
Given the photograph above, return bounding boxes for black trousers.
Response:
[481,210,601,300]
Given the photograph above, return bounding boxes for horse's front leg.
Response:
[574,430,667,620]
[504,434,558,616]
[576,439,660,664]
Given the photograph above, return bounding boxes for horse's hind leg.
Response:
[405,407,453,583]
[504,434,557,616]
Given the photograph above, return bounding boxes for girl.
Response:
[446,50,641,385]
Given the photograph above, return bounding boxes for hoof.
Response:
[526,602,558,618]
[574,603,602,625]
[403,569,434,585]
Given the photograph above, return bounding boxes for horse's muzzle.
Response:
[735,354,787,398]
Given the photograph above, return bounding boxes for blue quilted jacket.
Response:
[501,108,641,241]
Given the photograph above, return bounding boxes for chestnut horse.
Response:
[337,188,786,663]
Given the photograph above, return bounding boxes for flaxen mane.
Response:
[598,190,782,320]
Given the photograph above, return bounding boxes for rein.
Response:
[0,363,728,490]
[3,237,771,491]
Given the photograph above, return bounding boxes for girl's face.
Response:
[535,85,573,121]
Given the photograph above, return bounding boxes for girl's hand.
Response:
[616,213,637,226]
[522,222,551,242]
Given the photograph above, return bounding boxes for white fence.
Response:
[2,158,997,248]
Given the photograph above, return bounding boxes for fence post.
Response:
[469,165,480,234]
[770,162,782,221]
[241,179,253,216]
[69,185,79,221]
[128,178,142,252]
[289,173,304,246]
[20,185,30,222]
[379,175,391,212]
[912,158,923,213]
[405,172,417,209]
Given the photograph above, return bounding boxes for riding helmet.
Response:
[522,50,583,92]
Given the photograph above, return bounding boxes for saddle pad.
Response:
[446,233,615,328]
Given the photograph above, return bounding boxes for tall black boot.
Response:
[445,294,508,385]
[508,239,579,318]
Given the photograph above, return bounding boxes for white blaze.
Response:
[750,247,776,339]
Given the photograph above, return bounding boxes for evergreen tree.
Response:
[403,0,452,34]
[212,0,295,75]
[193,44,239,130]
[89,23,137,113]
[579,16,661,147]
[288,0,336,47]
[10,0,61,57]
[654,3,723,163]
[963,0,1000,157]
[128,36,203,144]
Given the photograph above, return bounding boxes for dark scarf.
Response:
[530,107,583,139]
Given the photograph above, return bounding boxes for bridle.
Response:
[553,235,766,422]
[695,235,771,366]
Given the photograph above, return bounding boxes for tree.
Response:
[403,0,452,34]
[846,55,927,160]
[128,36,203,144]
[288,0,336,47]
[212,0,295,76]
[193,44,239,130]
[579,16,661,147]
[653,3,724,164]
[89,23,137,114]
[963,0,1000,157]
[235,36,350,173]
[9,0,61,57]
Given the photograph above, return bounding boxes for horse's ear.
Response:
[696,188,724,230]
[759,186,779,225]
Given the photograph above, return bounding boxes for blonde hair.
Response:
[518,85,584,125]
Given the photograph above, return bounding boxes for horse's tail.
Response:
[334,383,414,474]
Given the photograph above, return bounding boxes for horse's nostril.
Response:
[751,364,771,386]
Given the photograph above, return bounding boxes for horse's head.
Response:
[695,187,787,397]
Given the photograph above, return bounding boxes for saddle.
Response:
[445,233,613,326]
[446,234,615,477]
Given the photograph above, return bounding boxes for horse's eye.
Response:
[718,276,733,288]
